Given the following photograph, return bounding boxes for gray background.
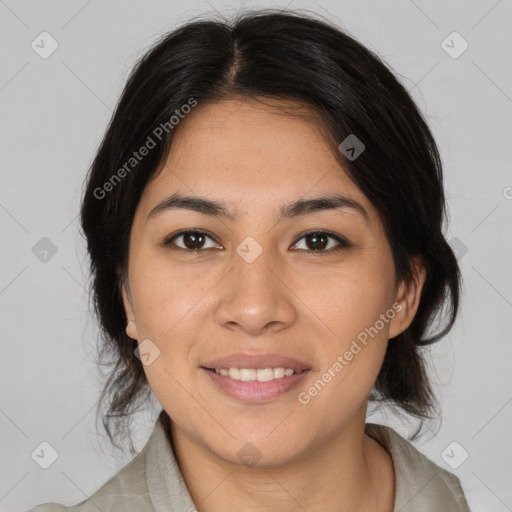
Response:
[1,0,511,510]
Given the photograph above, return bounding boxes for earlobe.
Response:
[121,281,138,340]
[388,256,427,339]
[126,319,137,339]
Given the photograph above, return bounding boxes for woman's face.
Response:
[122,97,424,466]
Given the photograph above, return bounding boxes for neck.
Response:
[165,408,395,512]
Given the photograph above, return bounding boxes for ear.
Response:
[119,270,138,340]
[388,255,427,339]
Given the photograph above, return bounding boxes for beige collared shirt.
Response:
[27,415,471,511]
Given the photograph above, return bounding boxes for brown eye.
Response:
[304,232,329,250]
[163,229,350,255]
[164,230,220,251]
[292,230,350,254]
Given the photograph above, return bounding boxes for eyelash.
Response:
[162,229,351,256]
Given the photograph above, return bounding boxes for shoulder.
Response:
[24,441,151,511]
[365,422,471,512]
[25,414,197,512]
[24,505,69,512]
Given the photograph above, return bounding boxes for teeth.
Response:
[212,367,297,381]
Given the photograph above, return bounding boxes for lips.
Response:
[200,352,313,403]
[200,352,311,372]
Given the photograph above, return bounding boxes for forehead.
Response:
[162,96,334,163]
[137,97,376,224]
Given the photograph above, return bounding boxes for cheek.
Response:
[127,254,219,411]
[300,264,394,401]
[129,248,213,338]
[311,263,395,341]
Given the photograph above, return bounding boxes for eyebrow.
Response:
[147,192,369,224]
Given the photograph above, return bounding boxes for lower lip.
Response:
[201,368,311,403]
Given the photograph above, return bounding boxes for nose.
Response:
[214,238,297,338]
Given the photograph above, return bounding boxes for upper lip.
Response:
[201,352,311,372]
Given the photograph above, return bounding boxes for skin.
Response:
[121,96,426,512]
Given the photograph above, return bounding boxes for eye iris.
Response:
[172,231,338,252]
[306,232,328,250]
[183,232,205,250]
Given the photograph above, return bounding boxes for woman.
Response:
[28,8,470,511]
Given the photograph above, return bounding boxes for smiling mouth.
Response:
[201,366,311,403]
[203,367,308,382]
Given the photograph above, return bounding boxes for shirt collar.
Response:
[143,414,467,512]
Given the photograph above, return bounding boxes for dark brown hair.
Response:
[80,8,461,454]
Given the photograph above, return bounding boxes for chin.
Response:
[208,434,310,468]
